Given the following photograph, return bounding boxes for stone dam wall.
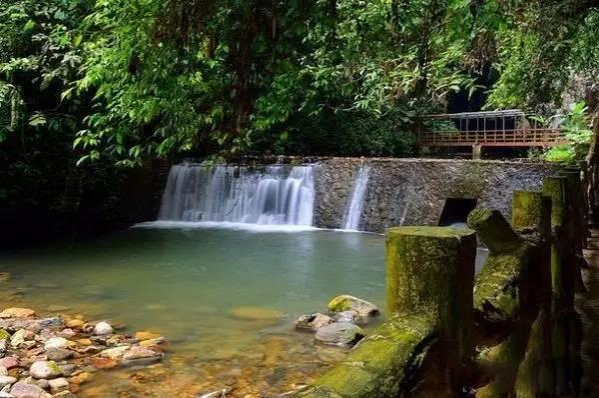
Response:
[312,158,558,232]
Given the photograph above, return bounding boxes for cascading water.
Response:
[342,166,371,230]
[158,164,315,226]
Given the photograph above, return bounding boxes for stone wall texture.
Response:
[313,158,558,233]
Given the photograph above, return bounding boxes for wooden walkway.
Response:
[417,128,567,148]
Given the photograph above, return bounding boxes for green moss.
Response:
[541,176,568,227]
[47,361,62,374]
[327,296,352,313]
[0,329,10,341]
[297,316,436,398]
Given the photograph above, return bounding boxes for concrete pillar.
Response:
[473,144,483,160]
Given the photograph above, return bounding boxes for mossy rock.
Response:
[0,329,10,341]
[327,295,380,319]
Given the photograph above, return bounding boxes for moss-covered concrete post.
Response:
[511,191,553,398]
[542,176,582,397]
[467,209,539,398]
[296,227,476,398]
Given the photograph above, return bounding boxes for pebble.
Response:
[45,338,68,351]
[0,358,18,370]
[9,382,48,398]
[48,378,70,394]
[93,322,113,336]
[0,368,6,377]
[30,361,63,379]
[0,376,16,389]
[65,320,84,329]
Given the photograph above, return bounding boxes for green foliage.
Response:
[544,102,593,164]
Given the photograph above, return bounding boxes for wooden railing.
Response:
[418,128,567,147]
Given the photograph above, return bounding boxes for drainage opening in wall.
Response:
[438,198,478,228]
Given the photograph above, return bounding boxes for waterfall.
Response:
[158,164,315,226]
[342,166,371,230]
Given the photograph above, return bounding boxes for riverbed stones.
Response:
[294,314,334,332]
[47,349,73,362]
[98,346,129,361]
[65,320,83,330]
[331,310,360,324]
[327,295,380,320]
[30,361,63,379]
[121,346,162,366]
[92,322,113,336]
[314,322,364,347]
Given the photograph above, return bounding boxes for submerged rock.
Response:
[294,313,334,332]
[228,307,284,321]
[327,295,380,320]
[93,322,113,336]
[30,361,63,379]
[0,273,10,283]
[121,346,162,366]
[0,309,35,320]
[314,322,364,347]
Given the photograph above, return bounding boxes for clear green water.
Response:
[0,225,387,397]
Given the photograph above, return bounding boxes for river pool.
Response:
[1,224,387,397]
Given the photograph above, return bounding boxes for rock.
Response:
[134,331,161,341]
[92,322,113,336]
[47,378,69,394]
[44,338,68,351]
[0,358,18,370]
[46,306,71,313]
[67,372,92,385]
[74,339,91,347]
[98,346,129,361]
[0,331,10,342]
[46,349,73,362]
[51,392,77,398]
[327,295,380,320]
[332,310,360,324]
[294,313,334,332]
[0,309,35,320]
[0,340,7,354]
[65,321,84,330]
[30,361,63,379]
[0,376,16,389]
[89,357,117,370]
[228,307,284,321]
[0,368,6,377]
[9,382,48,398]
[9,331,26,348]
[139,338,165,348]
[0,392,13,398]
[36,318,62,329]
[121,346,162,366]
[58,330,75,339]
[314,322,364,347]
[33,379,49,390]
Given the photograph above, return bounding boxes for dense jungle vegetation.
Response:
[1,0,598,245]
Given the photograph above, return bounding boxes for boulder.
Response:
[314,322,364,347]
[30,361,63,379]
[9,382,49,398]
[327,295,379,320]
[93,322,113,336]
[294,313,334,332]
[0,309,35,320]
